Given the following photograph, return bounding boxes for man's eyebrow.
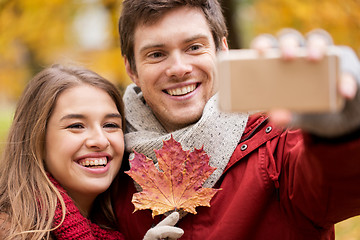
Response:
[139,43,165,54]
[184,34,210,43]
[139,34,210,54]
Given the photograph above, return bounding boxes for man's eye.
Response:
[189,44,202,51]
[66,123,84,129]
[148,52,164,58]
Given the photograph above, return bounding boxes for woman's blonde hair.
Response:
[0,64,125,239]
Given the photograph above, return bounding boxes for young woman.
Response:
[0,64,183,240]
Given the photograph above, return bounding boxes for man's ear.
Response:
[124,57,139,85]
[221,37,229,51]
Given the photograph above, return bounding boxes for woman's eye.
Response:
[104,123,120,129]
[66,123,84,129]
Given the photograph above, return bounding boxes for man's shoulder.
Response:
[243,112,269,135]
[240,112,291,143]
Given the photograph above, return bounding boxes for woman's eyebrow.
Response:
[60,114,85,121]
[105,113,122,119]
[60,113,122,121]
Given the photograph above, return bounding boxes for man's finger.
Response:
[277,28,305,60]
[306,29,333,61]
[339,73,357,99]
[157,226,184,239]
[250,34,278,55]
[156,212,180,227]
[268,109,293,128]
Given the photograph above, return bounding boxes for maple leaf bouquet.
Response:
[126,135,220,218]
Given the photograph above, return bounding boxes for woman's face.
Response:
[45,84,124,213]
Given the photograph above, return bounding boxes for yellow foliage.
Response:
[48,47,131,91]
[0,67,29,100]
[335,216,360,240]
[249,0,360,55]
[0,0,126,102]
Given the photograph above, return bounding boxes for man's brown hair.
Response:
[119,0,228,73]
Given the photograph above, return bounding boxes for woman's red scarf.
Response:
[48,175,124,240]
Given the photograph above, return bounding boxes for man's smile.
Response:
[165,83,198,96]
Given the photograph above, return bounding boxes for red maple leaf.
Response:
[125,135,220,217]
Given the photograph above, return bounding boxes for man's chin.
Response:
[161,114,202,132]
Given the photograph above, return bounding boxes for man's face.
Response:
[126,6,228,132]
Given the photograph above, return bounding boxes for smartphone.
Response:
[217,47,343,113]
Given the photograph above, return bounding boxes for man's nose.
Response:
[165,51,192,79]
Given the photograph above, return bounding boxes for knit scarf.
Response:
[124,84,249,188]
[49,175,124,240]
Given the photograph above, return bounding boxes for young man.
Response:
[115,0,360,239]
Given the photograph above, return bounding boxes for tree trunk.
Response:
[221,0,242,49]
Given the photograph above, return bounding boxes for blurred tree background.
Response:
[1,0,360,103]
[0,0,360,238]
[226,0,360,52]
[0,0,130,105]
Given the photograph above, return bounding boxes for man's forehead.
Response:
[133,7,212,47]
[134,6,208,33]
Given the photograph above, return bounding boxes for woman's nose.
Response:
[85,127,110,150]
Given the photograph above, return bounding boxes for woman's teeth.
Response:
[78,157,108,168]
[167,84,196,96]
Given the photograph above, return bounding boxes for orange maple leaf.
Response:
[126,135,220,218]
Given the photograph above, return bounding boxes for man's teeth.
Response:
[78,157,108,168]
[167,84,196,96]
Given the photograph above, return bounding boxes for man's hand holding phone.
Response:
[218,28,360,137]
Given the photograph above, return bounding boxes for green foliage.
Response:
[0,107,14,152]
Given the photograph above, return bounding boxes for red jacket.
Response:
[114,114,360,240]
